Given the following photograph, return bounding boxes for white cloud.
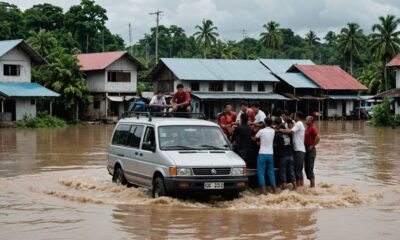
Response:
[8,0,400,44]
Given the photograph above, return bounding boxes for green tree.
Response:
[324,31,337,45]
[305,30,320,46]
[27,29,58,57]
[193,19,219,58]
[370,15,400,91]
[358,62,385,94]
[24,3,64,32]
[0,2,24,39]
[338,23,365,75]
[259,21,283,58]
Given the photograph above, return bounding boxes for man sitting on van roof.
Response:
[170,84,191,113]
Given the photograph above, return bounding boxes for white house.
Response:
[148,58,288,118]
[382,55,400,115]
[76,51,146,120]
[0,39,59,121]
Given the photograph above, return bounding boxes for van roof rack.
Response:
[121,111,206,121]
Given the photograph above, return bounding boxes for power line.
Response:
[149,9,163,64]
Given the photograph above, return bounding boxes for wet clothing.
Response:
[257,154,275,187]
[171,91,190,105]
[232,124,252,164]
[291,121,306,153]
[293,151,305,181]
[274,132,295,184]
[219,111,237,135]
[305,124,318,148]
[237,108,255,124]
[305,147,316,180]
[254,110,266,124]
[255,127,275,154]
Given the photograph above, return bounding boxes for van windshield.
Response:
[158,126,230,151]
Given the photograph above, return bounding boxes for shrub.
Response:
[371,97,393,127]
[14,112,68,128]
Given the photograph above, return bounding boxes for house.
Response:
[148,58,289,118]
[0,39,59,121]
[288,65,368,118]
[379,54,400,115]
[76,51,146,120]
[259,59,322,115]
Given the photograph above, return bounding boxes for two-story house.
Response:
[76,51,146,120]
[379,54,400,115]
[0,39,59,121]
[148,58,288,118]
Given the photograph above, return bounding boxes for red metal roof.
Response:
[76,51,146,71]
[387,53,400,67]
[292,65,367,91]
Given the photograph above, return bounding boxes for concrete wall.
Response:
[0,47,31,83]
[15,98,36,120]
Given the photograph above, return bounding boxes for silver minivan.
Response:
[107,113,248,199]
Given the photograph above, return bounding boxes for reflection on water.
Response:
[0,122,400,239]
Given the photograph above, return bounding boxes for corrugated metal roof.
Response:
[374,88,400,98]
[259,59,315,73]
[275,72,319,89]
[76,51,146,71]
[0,82,59,97]
[191,92,289,100]
[326,95,360,100]
[387,54,400,67]
[0,39,45,64]
[292,65,368,91]
[154,58,279,82]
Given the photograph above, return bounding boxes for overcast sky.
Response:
[11,0,400,45]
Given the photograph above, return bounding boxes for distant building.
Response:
[76,51,146,120]
[148,58,288,118]
[0,39,59,121]
[380,54,400,115]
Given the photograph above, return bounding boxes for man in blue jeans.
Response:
[255,117,276,194]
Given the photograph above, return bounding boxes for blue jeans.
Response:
[257,154,275,187]
[280,156,296,184]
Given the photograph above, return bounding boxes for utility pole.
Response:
[241,29,248,39]
[145,39,149,67]
[86,34,89,53]
[149,9,163,64]
[128,23,132,55]
[102,28,105,52]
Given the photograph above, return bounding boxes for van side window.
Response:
[143,127,155,148]
[112,124,131,145]
[128,125,144,148]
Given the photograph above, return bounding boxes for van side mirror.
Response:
[142,142,156,152]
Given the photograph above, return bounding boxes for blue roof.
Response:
[0,82,59,97]
[275,73,319,89]
[259,59,315,73]
[191,92,290,100]
[157,58,279,82]
[0,39,45,64]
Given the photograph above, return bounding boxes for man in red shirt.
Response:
[236,102,255,124]
[219,103,237,138]
[304,116,320,188]
[170,84,191,112]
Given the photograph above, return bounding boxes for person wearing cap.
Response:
[170,84,191,112]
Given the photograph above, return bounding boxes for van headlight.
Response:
[231,167,246,176]
[177,168,192,176]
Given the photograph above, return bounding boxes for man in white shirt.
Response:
[279,111,306,186]
[251,102,266,127]
[149,91,169,112]
[255,117,276,194]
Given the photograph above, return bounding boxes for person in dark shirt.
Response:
[274,118,297,190]
[231,113,252,166]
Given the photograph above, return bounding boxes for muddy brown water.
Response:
[0,122,399,240]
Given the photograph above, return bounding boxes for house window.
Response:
[243,82,252,92]
[30,99,35,105]
[93,100,101,109]
[107,71,131,82]
[209,82,223,92]
[3,64,20,76]
[227,82,235,91]
[258,83,265,92]
[191,82,199,91]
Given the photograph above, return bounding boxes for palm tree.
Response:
[305,30,320,46]
[337,23,365,75]
[370,15,400,91]
[27,29,58,58]
[193,19,219,58]
[259,21,283,58]
[358,62,386,94]
[324,31,337,45]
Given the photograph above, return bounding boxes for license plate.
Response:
[204,182,224,189]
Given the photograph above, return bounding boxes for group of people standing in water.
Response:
[219,102,320,194]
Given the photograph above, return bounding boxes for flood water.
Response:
[0,121,399,239]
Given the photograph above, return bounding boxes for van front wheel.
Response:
[152,177,167,198]
[113,167,127,185]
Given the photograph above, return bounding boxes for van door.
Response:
[109,124,132,179]
[135,126,157,187]
[125,125,144,184]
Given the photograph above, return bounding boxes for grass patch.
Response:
[14,112,68,128]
